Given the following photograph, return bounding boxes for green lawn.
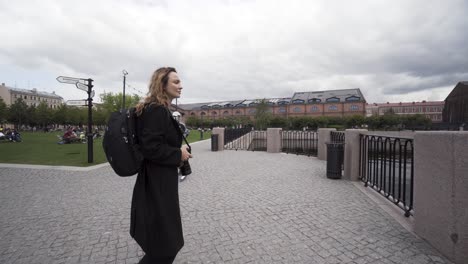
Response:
[0,130,211,167]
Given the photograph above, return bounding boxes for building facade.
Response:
[365,101,445,123]
[178,89,367,122]
[0,83,64,109]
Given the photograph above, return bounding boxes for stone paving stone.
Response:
[0,140,455,263]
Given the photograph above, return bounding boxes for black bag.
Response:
[103,108,143,177]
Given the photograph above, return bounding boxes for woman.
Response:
[131,67,192,264]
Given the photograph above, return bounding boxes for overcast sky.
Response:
[1,0,467,104]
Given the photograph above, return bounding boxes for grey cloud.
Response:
[1,0,467,104]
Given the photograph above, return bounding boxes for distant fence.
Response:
[224,128,266,151]
[281,131,318,156]
[359,134,414,217]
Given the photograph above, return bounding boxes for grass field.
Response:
[0,130,211,167]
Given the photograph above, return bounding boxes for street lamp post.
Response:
[122,70,128,110]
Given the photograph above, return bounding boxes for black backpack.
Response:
[103,108,143,176]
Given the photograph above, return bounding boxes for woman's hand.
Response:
[180,145,192,162]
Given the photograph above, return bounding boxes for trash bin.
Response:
[325,142,344,179]
[211,134,219,151]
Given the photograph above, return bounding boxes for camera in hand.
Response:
[180,147,192,176]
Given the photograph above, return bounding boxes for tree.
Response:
[268,116,288,129]
[7,98,28,128]
[54,104,69,126]
[345,115,366,128]
[0,97,7,124]
[100,92,141,113]
[402,114,431,130]
[26,105,38,128]
[36,101,52,128]
[254,99,272,130]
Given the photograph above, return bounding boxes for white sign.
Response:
[57,76,85,84]
[66,100,88,106]
[76,82,88,92]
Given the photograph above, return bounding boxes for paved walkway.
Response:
[0,140,453,264]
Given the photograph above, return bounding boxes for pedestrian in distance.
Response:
[131,67,192,264]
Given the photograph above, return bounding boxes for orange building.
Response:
[178,88,366,122]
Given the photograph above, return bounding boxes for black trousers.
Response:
[138,254,176,264]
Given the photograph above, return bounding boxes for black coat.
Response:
[130,104,183,257]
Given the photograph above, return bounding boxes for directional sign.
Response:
[56,76,86,84]
[76,82,88,92]
[66,100,88,106]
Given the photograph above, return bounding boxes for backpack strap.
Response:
[164,107,191,150]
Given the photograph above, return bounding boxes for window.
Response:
[200,112,206,116]
[236,103,246,107]
[235,110,242,115]
[326,97,340,102]
[308,98,321,103]
[278,107,286,113]
[328,105,338,111]
[201,105,210,109]
[350,105,359,111]
[191,112,195,116]
[292,99,305,104]
[211,111,217,115]
[345,96,360,102]
[24,95,27,99]
[277,101,289,105]
[310,106,319,112]
[248,109,256,114]
[212,105,221,108]
[223,111,229,115]
[293,107,302,113]
[249,103,257,107]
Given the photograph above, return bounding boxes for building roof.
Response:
[369,101,444,107]
[291,88,365,103]
[445,81,468,100]
[177,88,365,111]
[8,87,63,99]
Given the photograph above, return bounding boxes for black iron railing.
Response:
[281,131,318,156]
[330,131,345,143]
[224,127,251,146]
[359,134,414,217]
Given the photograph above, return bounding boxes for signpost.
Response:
[56,76,95,163]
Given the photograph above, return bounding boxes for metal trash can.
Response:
[325,142,344,179]
[211,134,219,151]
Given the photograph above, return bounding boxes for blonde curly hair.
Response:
[135,67,177,116]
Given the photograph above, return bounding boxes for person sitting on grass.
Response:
[93,128,101,139]
[62,127,77,144]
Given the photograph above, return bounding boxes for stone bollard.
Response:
[267,128,282,153]
[212,128,225,151]
[414,131,468,264]
[343,129,367,181]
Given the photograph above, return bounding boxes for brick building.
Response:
[365,101,444,123]
[178,88,366,122]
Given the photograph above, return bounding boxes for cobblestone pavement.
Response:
[0,140,453,264]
